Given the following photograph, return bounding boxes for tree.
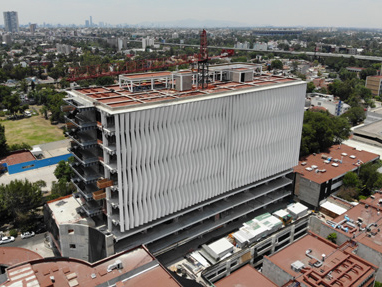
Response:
[54,159,74,183]
[0,124,8,157]
[48,181,76,201]
[300,110,350,156]
[342,172,360,188]
[327,233,337,244]
[360,67,377,80]
[0,179,43,221]
[341,107,366,126]
[306,82,316,93]
[20,79,28,94]
[271,59,283,70]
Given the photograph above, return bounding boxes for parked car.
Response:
[0,236,15,244]
[35,226,46,234]
[21,231,35,239]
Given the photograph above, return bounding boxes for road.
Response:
[1,233,54,258]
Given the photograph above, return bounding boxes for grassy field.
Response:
[1,114,65,146]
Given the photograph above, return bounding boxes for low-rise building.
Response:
[0,245,184,287]
[294,144,379,208]
[307,93,350,116]
[262,232,378,287]
[44,195,114,262]
[310,192,382,281]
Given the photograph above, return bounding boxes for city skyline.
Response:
[2,0,382,29]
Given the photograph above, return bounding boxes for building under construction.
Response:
[51,62,306,261]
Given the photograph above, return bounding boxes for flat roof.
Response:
[320,201,347,216]
[0,247,42,267]
[294,144,379,184]
[47,195,86,225]
[353,120,382,141]
[331,192,382,253]
[0,150,35,166]
[215,265,277,287]
[1,246,182,287]
[68,66,301,113]
[266,233,377,287]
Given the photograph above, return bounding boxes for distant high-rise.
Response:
[85,20,89,27]
[90,16,93,27]
[3,11,19,33]
[30,23,37,35]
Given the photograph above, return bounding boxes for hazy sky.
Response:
[2,0,382,28]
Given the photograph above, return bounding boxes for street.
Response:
[1,232,54,258]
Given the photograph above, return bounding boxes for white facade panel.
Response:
[114,84,305,230]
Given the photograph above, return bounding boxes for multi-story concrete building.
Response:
[366,75,382,97]
[308,93,350,116]
[262,232,378,287]
[61,64,306,260]
[294,144,379,208]
[3,11,19,33]
[310,192,382,282]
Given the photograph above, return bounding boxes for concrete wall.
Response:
[60,223,90,261]
[262,256,293,286]
[7,153,71,174]
[308,216,350,246]
[357,243,382,282]
[295,176,321,207]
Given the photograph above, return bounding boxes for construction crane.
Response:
[67,30,234,84]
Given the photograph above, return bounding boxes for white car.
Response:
[21,231,35,239]
[0,236,15,244]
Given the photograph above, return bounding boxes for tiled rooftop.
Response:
[0,246,182,287]
[215,265,277,287]
[266,233,377,287]
[71,73,297,110]
[0,150,35,166]
[0,247,42,267]
[294,144,379,184]
[331,192,382,253]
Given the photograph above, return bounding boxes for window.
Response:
[70,244,76,249]
[68,229,74,234]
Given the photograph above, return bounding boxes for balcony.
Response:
[97,121,102,130]
[97,178,114,189]
[70,149,99,167]
[66,133,97,149]
[99,142,116,155]
[70,164,100,184]
[61,105,76,112]
[99,158,118,174]
[103,126,116,136]
[64,97,95,111]
[93,189,106,201]
[65,115,97,131]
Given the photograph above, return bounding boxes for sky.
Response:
[2,0,382,28]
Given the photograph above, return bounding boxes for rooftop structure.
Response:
[353,120,382,147]
[60,63,306,261]
[294,144,379,208]
[214,265,277,287]
[0,246,183,287]
[168,208,311,285]
[262,233,378,287]
[310,192,382,281]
